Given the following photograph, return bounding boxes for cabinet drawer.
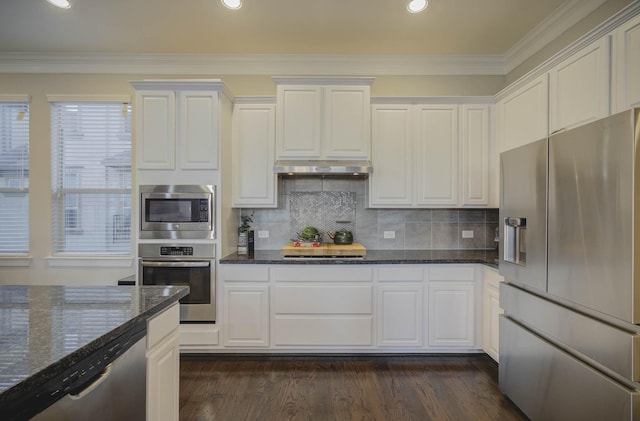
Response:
[378,266,423,281]
[274,316,373,346]
[147,304,179,350]
[222,265,269,281]
[274,285,372,314]
[271,266,372,282]
[429,266,475,281]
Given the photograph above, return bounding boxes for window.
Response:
[0,100,29,254]
[50,99,131,254]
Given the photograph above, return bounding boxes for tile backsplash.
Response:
[240,176,498,251]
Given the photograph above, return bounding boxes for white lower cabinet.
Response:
[427,266,478,348]
[222,265,270,347]
[377,266,424,347]
[272,266,374,347]
[147,303,180,421]
[219,264,487,352]
[482,267,503,362]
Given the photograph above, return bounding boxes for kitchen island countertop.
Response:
[0,284,189,418]
[220,249,499,268]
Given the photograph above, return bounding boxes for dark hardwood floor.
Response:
[179,354,527,421]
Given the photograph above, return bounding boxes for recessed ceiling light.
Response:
[407,0,428,13]
[221,0,242,10]
[46,0,71,9]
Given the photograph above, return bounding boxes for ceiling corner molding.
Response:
[504,0,607,73]
[0,52,506,76]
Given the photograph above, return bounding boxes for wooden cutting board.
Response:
[281,242,366,257]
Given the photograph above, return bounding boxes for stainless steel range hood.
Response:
[273,160,372,175]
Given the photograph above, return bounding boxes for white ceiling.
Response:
[0,0,616,76]
[0,0,593,55]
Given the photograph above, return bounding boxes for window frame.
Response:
[48,95,133,260]
[0,95,30,259]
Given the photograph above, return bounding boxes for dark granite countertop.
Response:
[0,285,189,416]
[220,249,499,268]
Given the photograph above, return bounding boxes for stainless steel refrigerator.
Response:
[499,108,640,420]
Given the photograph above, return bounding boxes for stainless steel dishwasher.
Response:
[28,324,147,421]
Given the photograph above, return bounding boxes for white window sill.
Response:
[46,256,134,268]
[0,256,32,267]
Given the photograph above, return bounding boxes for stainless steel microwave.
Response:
[139,185,215,240]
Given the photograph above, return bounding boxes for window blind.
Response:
[0,102,29,254]
[50,101,132,254]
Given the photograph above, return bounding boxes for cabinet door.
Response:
[231,102,277,207]
[415,105,459,206]
[147,329,180,421]
[369,104,414,207]
[549,37,611,132]
[497,74,548,152]
[460,104,490,206]
[482,268,503,362]
[378,284,423,347]
[223,284,270,347]
[178,91,219,170]
[275,85,322,158]
[614,13,640,112]
[146,304,180,421]
[323,86,370,159]
[136,90,175,170]
[428,282,475,348]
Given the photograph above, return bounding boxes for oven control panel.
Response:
[160,246,194,256]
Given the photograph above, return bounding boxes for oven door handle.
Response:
[141,261,210,268]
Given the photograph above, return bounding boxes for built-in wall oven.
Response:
[139,185,215,240]
[138,243,215,322]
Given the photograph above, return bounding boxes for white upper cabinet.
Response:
[178,91,219,170]
[231,99,277,207]
[461,104,492,207]
[275,84,322,158]
[613,12,640,112]
[369,104,414,206]
[323,86,371,158]
[497,74,549,152]
[415,105,459,206]
[274,77,373,160]
[135,90,176,170]
[131,80,230,171]
[370,100,492,208]
[549,36,611,133]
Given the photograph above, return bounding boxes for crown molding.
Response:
[371,96,495,105]
[129,79,234,100]
[504,0,607,73]
[0,52,507,76]
[233,96,276,104]
[272,76,375,85]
